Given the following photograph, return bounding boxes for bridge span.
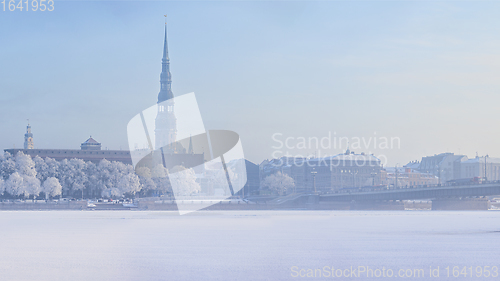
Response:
[320,183,500,202]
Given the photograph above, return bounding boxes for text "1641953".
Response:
[2,0,54,11]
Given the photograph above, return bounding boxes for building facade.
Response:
[260,150,383,193]
[382,167,439,188]
[238,160,260,197]
[414,153,468,183]
[6,137,132,164]
[460,156,500,181]
[406,152,500,183]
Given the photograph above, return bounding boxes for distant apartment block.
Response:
[460,156,500,180]
[412,153,467,183]
[260,149,383,193]
[406,153,500,182]
[382,167,439,188]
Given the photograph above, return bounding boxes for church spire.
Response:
[163,23,169,61]
[155,16,178,151]
[158,16,173,104]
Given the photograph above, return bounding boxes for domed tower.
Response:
[155,20,177,152]
[24,121,34,149]
[81,136,102,150]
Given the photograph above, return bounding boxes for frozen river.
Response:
[0,211,499,280]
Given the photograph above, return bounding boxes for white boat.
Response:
[123,203,138,208]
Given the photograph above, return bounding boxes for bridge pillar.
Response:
[431,198,490,210]
[305,194,320,209]
[349,200,405,210]
[308,194,320,204]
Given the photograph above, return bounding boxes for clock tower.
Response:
[24,122,34,149]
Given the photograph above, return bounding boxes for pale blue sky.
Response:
[1,1,500,165]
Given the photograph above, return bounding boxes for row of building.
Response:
[8,126,499,196]
[407,152,500,183]
[258,150,500,194]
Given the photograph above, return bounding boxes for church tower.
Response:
[155,20,177,151]
[24,122,34,149]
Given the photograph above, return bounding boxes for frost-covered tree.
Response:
[206,167,232,196]
[57,159,71,193]
[33,156,59,183]
[99,160,118,189]
[118,173,141,197]
[95,159,112,192]
[0,153,4,180]
[151,165,168,178]
[136,166,151,178]
[84,162,99,198]
[0,177,5,195]
[169,165,200,196]
[15,152,37,178]
[68,158,88,196]
[58,159,88,197]
[13,152,40,198]
[23,176,41,197]
[45,157,60,179]
[97,159,136,197]
[42,177,62,199]
[6,172,26,197]
[151,165,171,195]
[1,152,16,180]
[261,171,295,196]
[33,156,48,182]
[134,167,156,196]
[140,177,157,196]
[0,152,159,199]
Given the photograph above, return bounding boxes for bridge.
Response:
[257,182,500,210]
[319,182,500,202]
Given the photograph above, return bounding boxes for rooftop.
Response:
[82,137,100,144]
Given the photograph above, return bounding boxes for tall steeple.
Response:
[24,120,34,149]
[155,17,177,152]
[158,19,173,104]
[163,24,169,61]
